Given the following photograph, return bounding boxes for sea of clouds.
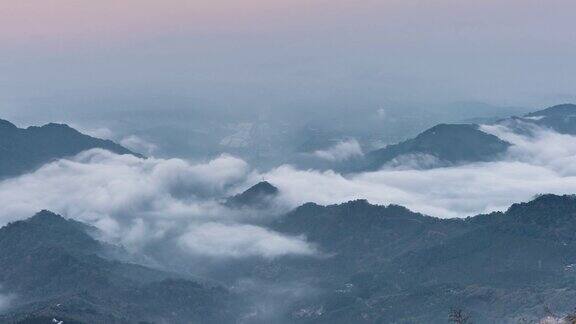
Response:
[1,121,576,261]
[0,151,313,259]
[261,122,576,218]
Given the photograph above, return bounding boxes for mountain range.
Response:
[0,211,236,324]
[2,104,576,323]
[2,103,575,177]
[2,191,576,323]
[353,103,576,171]
[268,194,576,323]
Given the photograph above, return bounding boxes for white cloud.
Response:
[259,123,576,218]
[481,122,576,175]
[313,139,363,162]
[382,153,442,170]
[0,288,14,313]
[179,222,315,258]
[2,120,576,261]
[68,124,116,140]
[0,150,313,259]
[66,124,158,156]
[120,135,158,156]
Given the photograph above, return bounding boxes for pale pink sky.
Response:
[2,0,574,45]
[1,0,576,110]
[0,0,344,43]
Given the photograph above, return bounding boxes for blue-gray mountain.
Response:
[353,103,576,171]
[524,103,576,135]
[360,124,510,171]
[225,181,280,209]
[4,193,576,323]
[0,119,140,179]
[3,104,576,323]
[266,194,576,323]
[0,211,236,324]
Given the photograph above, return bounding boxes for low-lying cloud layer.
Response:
[1,121,576,264]
[261,122,576,218]
[313,139,363,162]
[72,124,158,156]
[179,223,313,258]
[0,150,314,259]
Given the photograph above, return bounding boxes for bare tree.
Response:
[449,308,472,324]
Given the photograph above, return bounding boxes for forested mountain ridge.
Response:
[0,119,140,179]
[0,211,236,324]
[3,184,576,322]
[266,194,576,323]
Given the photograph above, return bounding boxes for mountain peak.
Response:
[508,194,576,211]
[526,103,576,117]
[0,117,142,179]
[28,122,82,135]
[10,210,90,234]
[504,194,576,228]
[41,122,72,128]
[28,209,67,224]
[418,123,477,136]
[226,181,279,208]
[0,210,102,259]
[244,181,279,195]
[362,122,509,171]
[0,119,17,131]
[335,199,371,208]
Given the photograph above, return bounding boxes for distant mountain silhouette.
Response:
[0,211,235,324]
[0,119,141,179]
[226,181,280,209]
[526,103,576,118]
[359,124,510,171]
[523,103,576,135]
[351,103,576,172]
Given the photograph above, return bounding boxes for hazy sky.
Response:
[2,0,576,122]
